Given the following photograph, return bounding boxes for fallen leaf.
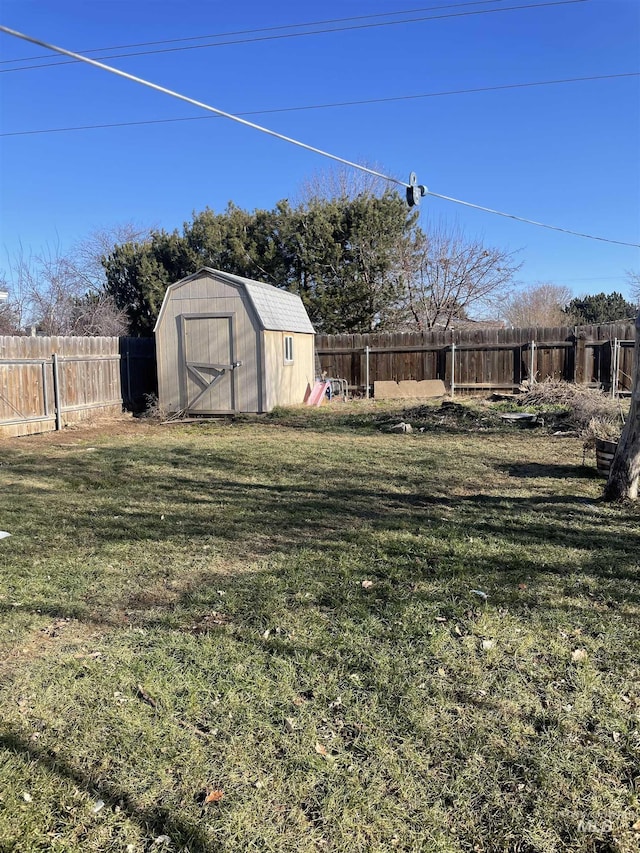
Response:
[482,639,495,651]
[284,717,296,733]
[262,629,271,640]
[454,625,462,636]
[293,695,306,707]
[518,583,528,590]
[632,819,640,832]
[434,616,447,622]
[22,792,33,803]
[315,742,328,756]
[204,789,224,804]
[361,580,375,589]
[437,667,446,676]
[470,589,488,601]
[612,731,621,742]
[571,649,588,662]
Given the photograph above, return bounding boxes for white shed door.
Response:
[181,314,237,414]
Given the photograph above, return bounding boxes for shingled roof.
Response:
[211,269,315,334]
[154,267,315,334]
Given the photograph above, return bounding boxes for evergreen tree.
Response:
[103,192,414,335]
[564,292,636,325]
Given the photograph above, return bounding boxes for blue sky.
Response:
[1,0,639,303]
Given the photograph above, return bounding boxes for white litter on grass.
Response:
[470,589,488,600]
[0,532,10,540]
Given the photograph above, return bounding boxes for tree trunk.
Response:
[604,311,640,501]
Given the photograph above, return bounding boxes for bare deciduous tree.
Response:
[627,270,640,305]
[0,301,21,335]
[0,223,150,336]
[70,222,151,292]
[501,282,572,328]
[0,273,25,334]
[294,163,394,203]
[393,222,521,331]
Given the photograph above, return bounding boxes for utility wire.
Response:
[0,24,637,249]
[3,72,637,139]
[426,193,640,247]
[0,24,406,187]
[0,1,507,64]
[0,0,588,74]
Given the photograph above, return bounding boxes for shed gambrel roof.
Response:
[154,267,315,334]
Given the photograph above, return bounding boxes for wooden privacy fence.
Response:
[315,322,637,396]
[1,322,636,436]
[0,336,156,438]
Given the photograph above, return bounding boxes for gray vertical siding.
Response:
[156,274,261,413]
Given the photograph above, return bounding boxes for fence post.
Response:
[365,345,370,399]
[41,360,49,417]
[529,341,536,385]
[611,338,619,398]
[52,353,62,431]
[125,350,132,408]
[574,328,586,384]
[451,342,456,398]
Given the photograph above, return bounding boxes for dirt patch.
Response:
[0,414,160,448]
[0,617,105,676]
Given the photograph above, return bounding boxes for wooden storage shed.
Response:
[154,268,315,415]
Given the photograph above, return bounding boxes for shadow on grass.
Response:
[1,489,638,635]
[0,730,217,853]
[1,430,639,851]
[499,462,602,480]
[2,441,640,627]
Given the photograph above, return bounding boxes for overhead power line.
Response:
[0,0,588,74]
[0,24,637,249]
[425,192,640,247]
[2,72,637,139]
[0,1,507,64]
[0,24,404,188]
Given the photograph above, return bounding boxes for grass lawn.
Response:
[0,402,638,852]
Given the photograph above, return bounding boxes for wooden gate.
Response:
[180,314,240,414]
